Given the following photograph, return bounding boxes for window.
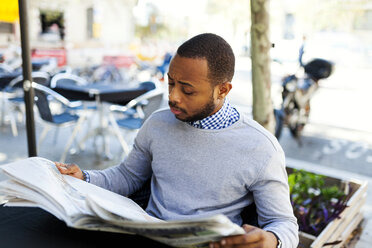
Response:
[0,22,13,34]
[39,10,64,41]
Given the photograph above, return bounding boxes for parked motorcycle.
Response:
[274,57,334,141]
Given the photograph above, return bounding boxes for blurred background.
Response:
[0,0,371,181]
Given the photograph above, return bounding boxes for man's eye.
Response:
[182,89,194,95]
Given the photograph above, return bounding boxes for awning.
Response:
[0,0,19,23]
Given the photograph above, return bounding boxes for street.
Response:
[280,123,372,176]
[230,56,372,178]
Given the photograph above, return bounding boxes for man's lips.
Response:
[170,107,183,115]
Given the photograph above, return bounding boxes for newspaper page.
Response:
[0,157,90,225]
[0,157,245,247]
[0,179,66,220]
[84,193,244,247]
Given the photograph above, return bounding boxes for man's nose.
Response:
[169,87,181,103]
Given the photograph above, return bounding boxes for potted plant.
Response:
[287,168,367,248]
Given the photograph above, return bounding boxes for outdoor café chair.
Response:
[1,71,50,136]
[50,72,96,111]
[32,82,87,162]
[109,80,164,157]
[50,72,88,88]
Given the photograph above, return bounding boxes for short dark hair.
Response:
[176,33,235,86]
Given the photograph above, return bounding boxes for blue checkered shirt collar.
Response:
[188,99,240,130]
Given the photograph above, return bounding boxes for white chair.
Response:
[109,80,164,156]
[32,82,88,162]
[50,72,88,88]
[2,71,50,136]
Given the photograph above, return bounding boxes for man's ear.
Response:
[217,82,232,99]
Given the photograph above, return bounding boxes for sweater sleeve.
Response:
[87,118,153,196]
[248,150,299,248]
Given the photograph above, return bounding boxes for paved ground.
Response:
[1,56,372,246]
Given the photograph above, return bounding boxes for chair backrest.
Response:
[5,74,23,90]
[32,82,77,124]
[141,89,164,121]
[128,179,151,209]
[32,71,51,86]
[139,81,156,91]
[33,84,54,123]
[50,73,88,88]
[124,81,164,121]
[7,71,51,89]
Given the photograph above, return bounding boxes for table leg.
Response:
[77,99,114,160]
[60,112,88,163]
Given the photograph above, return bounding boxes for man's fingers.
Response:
[210,225,277,248]
[219,228,264,246]
[210,238,262,248]
[55,162,65,173]
[54,162,84,180]
[242,224,257,233]
[209,241,221,248]
[55,162,78,174]
[221,242,262,248]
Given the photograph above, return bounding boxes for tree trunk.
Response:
[250,0,275,133]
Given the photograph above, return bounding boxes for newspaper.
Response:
[0,157,244,247]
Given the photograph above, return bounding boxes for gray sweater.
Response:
[89,108,299,247]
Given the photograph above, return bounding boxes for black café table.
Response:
[0,205,170,248]
[53,81,155,105]
[53,81,155,160]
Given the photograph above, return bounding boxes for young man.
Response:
[56,33,299,248]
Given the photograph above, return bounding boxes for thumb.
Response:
[242,224,257,233]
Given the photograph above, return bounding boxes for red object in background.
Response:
[31,48,67,67]
[102,55,136,68]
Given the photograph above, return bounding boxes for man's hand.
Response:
[55,162,84,180]
[209,224,278,248]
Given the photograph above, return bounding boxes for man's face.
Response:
[167,55,224,122]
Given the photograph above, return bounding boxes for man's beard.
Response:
[168,97,217,123]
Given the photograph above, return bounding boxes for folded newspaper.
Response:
[0,157,244,247]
